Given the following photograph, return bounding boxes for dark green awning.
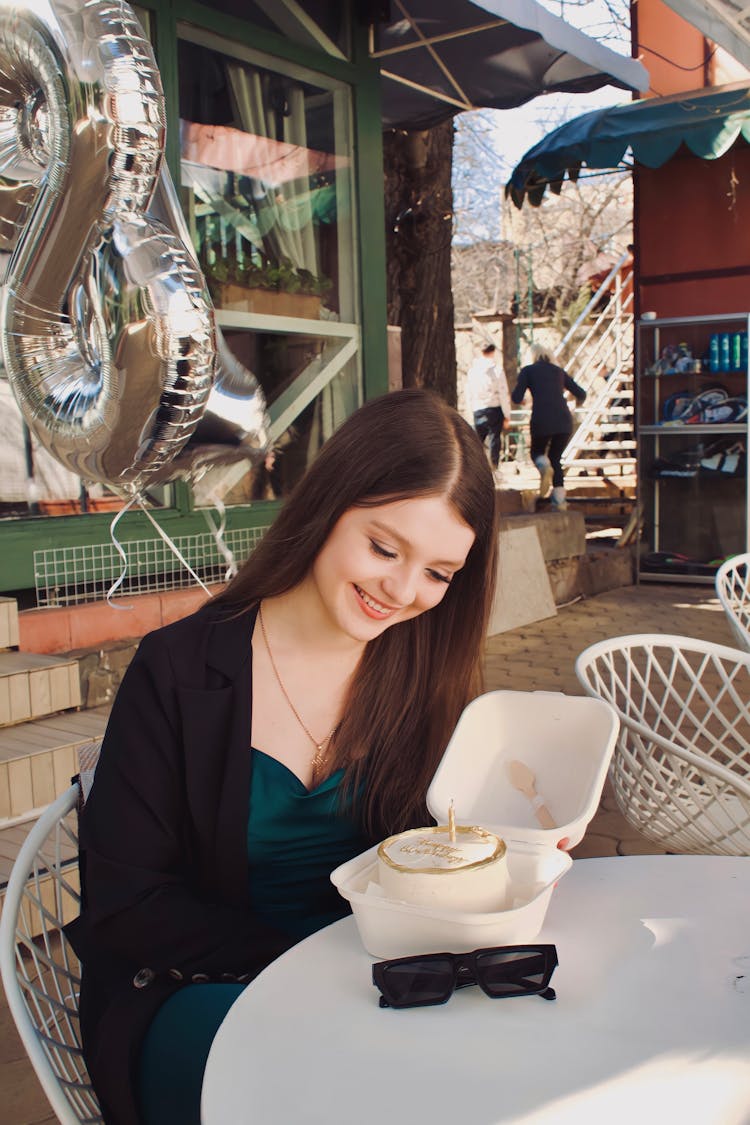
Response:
[506,82,750,208]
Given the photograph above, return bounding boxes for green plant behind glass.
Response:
[201,241,332,299]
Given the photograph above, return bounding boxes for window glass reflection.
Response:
[178,33,360,506]
[179,38,350,322]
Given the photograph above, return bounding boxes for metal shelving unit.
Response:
[636,313,750,583]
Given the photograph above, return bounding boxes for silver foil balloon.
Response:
[0,0,218,489]
[165,331,271,484]
[150,170,270,484]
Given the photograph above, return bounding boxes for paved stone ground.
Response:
[2,579,736,1123]
[483,580,737,859]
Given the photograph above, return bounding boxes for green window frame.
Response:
[0,0,386,599]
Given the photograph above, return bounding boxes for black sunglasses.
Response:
[372,944,558,1009]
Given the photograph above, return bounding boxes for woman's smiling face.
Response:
[306,495,475,644]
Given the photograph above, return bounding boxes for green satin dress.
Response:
[137,750,368,1125]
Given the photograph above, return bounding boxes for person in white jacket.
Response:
[465,342,511,470]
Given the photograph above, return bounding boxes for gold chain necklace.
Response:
[258,604,338,780]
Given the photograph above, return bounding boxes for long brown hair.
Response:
[216,389,498,836]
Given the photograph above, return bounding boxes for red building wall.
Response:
[633,0,709,98]
[632,0,750,318]
[637,143,750,317]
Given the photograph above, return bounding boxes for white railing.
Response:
[556,254,636,484]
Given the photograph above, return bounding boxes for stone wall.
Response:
[498,509,635,605]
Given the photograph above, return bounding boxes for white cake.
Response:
[376,824,507,912]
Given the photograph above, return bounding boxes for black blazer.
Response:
[66,602,297,1125]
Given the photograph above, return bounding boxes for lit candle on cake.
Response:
[377,804,507,912]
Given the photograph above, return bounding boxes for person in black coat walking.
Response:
[511,343,587,510]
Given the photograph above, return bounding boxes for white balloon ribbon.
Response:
[106,496,214,608]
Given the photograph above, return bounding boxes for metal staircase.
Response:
[504,250,636,510]
[556,251,636,496]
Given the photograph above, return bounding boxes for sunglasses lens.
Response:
[475,949,550,996]
[380,958,454,1006]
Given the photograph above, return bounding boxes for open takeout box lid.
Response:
[330,690,618,957]
[426,689,619,849]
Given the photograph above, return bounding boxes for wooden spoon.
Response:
[506,759,556,830]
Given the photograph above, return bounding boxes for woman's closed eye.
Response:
[370,539,453,584]
[369,538,398,560]
[427,569,452,585]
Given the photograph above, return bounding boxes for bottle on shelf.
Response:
[732,333,743,371]
[720,332,731,372]
[709,333,720,373]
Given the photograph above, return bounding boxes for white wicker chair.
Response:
[575,634,750,856]
[0,783,103,1124]
[715,553,750,652]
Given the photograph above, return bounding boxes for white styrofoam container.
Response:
[428,690,620,850]
[331,842,571,959]
[330,690,619,958]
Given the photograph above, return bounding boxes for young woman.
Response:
[67,388,499,1125]
[511,342,587,510]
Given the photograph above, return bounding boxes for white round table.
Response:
[202,856,750,1124]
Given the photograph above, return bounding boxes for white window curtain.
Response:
[225,64,320,278]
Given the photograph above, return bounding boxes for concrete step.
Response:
[577,440,637,451]
[0,597,19,649]
[0,709,108,823]
[496,464,636,493]
[568,478,637,492]
[565,458,637,471]
[0,650,82,728]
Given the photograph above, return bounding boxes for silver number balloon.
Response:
[0,0,218,489]
[150,168,270,484]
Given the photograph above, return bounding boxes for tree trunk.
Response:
[383,121,457,406]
